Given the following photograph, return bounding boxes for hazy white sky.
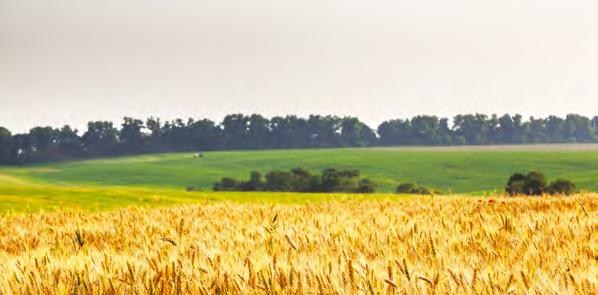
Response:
[1,0,597,132]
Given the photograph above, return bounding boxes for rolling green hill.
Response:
[3,145,598,194]
[0,179,400,213]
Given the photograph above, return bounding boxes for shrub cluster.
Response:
[211,169,576,196]
[213,167,377,193]
[395,183,434,195]
[505,171,575,196]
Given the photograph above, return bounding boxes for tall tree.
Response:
[120,117,145,153]
[546,116,565,142]
[162,119,190,150]
[145,117,166,151]
[498,114,515,143]
[269,115,311,148]
[55,125,83,159]
[409,115,439,145]
[188,119,223,150]
[82,121,119,156]
[307,115,342,147]
[487,114,500,144]
[437,118,453,145]
[377,119,412,145]
[28,127,57,161]
[340,117,376,147]
[512,114,529,143]
[453,114,489,145]
[222,114,250,149]
[0,127,12,164]
[246,114,270,149]
[528,117,548,143]
[10,134,35,163]
[565,114,594,142]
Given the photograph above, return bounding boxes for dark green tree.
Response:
[307,115,342,147]
[222,114,250,149]
[290,167,315,192]
[395,182,431,194]
[505,173,526,195]
[265,170,294,191]
[246,114,270,149]
[523,171,547,195]
[340,117,376,147]
[213,177,239,191]
[355,178,377,193]
[410,115,439,145]
[565,114,594,142]
[82,121,119,156]
[453,114,488,145]
[547,179,575,195]
[377,119,412,145]
[55,125,84,159]
[188,119,223,150]
[437,118,454,145]
[238,171,264,191]
[528,117,548,143]
[120,117,145,153]
[320,168,360,192]
[0,127,12,164]
[546,116,565,142]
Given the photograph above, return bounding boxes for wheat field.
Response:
[1,195,596,294]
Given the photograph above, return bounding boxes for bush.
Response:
[523,171,547,195]
[505,172,574,196]
[320,168,360,192]
[396,183,417,194]
[355,178,377,193]
[213,177,239,191]
[416,186,432,195]
[396,182,432,195]
[237,171,264,191]
[211,167,377,193]
[265,170,294,191]
[291,167,316,192]
[547,179,575,195]
[307,175,322,192]
[505,173,526,195]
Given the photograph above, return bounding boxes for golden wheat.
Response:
[0,195,596,294]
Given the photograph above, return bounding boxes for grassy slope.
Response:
[0,165,401,213]
[2,146,598,212]
[0,180,402,213]
[4,147,598,193]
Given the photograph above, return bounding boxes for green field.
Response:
[1,145,598,212]
[0,179,398,213]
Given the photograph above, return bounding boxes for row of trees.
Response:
[212,168,377,193]
[378,114,598,145]
[2,113,598,165]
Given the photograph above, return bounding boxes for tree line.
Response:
[1,113,598,165]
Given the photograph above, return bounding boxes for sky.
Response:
[1,0,597,132]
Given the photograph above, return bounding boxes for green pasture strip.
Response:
[1,147,597,193]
